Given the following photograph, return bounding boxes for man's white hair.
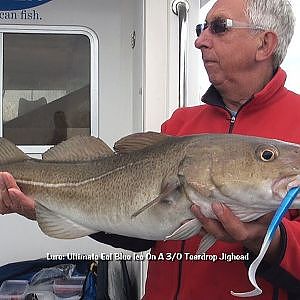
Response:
[245,0,295,69]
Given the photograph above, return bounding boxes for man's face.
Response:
[195,0,260,88]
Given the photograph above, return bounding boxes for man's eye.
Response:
[212,21,227,33]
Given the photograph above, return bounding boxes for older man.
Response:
[1,0,300,299]
[142,0,300,299]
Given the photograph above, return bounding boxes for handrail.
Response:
[172,0,189,107]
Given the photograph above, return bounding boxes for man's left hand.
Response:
[191,203,281,262]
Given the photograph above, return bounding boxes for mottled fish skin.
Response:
[1,133,300,244]
[0,134,198,240]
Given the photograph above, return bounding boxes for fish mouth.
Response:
[272,175,300,199]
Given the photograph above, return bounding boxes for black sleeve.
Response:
[89,232,155,252]
[244,223,300,296]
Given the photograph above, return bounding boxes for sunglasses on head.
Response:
[196,18,265,36]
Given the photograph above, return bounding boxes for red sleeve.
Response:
[280,213,300,280]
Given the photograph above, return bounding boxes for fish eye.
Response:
[256,145,279,162]
[261,150,275,161]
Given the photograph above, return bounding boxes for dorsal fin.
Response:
[114,132,169,154]
[0,138,28,163]
[42,136,114,162]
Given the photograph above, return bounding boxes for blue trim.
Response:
[0,0,53,11]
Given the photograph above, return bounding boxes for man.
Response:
[1,0,300,299]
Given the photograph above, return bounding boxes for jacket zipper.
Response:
[228,115,236,133]
[226,96,255,133]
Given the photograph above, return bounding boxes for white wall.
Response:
[281,0,300,94]
[143,0,202,132]
[143,0,169,132]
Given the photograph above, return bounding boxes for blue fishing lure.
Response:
[231,186,300,297]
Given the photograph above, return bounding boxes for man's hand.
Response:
[0,172,36,220]
[191,203,281,263]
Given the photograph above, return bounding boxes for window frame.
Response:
[0,24,99,154]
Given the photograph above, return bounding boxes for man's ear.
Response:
[256,31,278,62]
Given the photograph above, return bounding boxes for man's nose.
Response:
[194,28,212,49]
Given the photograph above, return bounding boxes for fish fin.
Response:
[0,138,28,163]
[36,203,97,239]
[114,132,169,154]
[196,234,216,254]
[165,218,201,240]
[131,188,177,218]
[131,175,181,218]
[42,136,113,162]
[131,195,162,218]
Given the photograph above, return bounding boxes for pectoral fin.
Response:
[131,193,166,218]
[196,233,216,254]
[132,175,181,218]
[165,218,202,240]
[36,203,97,239]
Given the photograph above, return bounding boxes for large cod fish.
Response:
[1,132,300,251]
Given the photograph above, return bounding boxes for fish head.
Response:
[179,134,300,215]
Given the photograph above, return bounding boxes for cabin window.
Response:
[0,29,98,154]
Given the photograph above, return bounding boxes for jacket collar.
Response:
[201,68,287,109]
